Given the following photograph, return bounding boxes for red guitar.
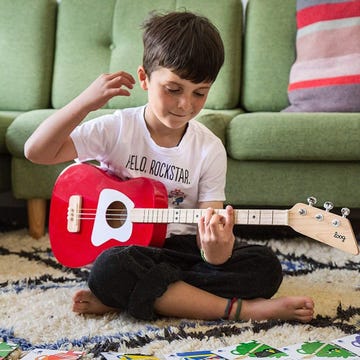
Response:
[49,163,359,267]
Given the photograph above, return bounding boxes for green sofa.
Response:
[3,0,360,239]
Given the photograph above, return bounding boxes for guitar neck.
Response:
[131,208,289,226]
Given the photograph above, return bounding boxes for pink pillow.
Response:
[284,0,360,112]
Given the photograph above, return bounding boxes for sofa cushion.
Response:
[0,111,22,154]
[0,0,57,111]
[241,0,297,112]
[6,109,114,158]
[52,0,242,110]
[227,112,360,161]
[11,158,72,199]
[6,108,241,158]
[285,0,360,112]
[226,157,360,207]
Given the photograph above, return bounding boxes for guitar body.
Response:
[49,163,168,267]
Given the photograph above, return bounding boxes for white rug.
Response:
[0,230,359,359]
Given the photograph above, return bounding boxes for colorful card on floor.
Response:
[331,333,360,357]
[213,340,288,359]
[165,350,227,359]
[21,349,84,360]
[0,341,18,360]
[281,340,359,359]
[101,352,161,360]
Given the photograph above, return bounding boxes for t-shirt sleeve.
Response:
[70,113,121,163]
[197,139,227,203]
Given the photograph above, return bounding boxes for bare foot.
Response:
[72,289,119,315]
[231,296,314,323]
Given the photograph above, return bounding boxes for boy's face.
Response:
[138,66,212,131]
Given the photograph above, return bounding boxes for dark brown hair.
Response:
[142,11,224,83]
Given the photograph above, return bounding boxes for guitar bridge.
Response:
[67,195,82,233]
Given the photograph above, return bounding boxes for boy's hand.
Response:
[78,71,136,112]
[198,205,235,265]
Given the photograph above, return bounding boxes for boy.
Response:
[25,11,314,322]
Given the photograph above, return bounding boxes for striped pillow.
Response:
[285,0,360,112]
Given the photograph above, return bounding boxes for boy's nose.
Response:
[177,95,193,112]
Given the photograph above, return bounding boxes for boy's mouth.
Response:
[169,111,191,118]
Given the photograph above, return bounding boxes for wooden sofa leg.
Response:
[27,198,47,239]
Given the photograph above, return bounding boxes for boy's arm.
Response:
[197,201,236,265]
[24,71,135,165]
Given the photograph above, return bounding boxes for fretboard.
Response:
[130,208,289,226]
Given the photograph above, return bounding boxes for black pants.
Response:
[88,236,283,320]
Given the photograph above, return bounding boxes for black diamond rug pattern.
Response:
[0,230,359,359]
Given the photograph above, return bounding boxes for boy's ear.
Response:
[137,66,148,90]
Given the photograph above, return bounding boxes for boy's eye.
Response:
[165,86,207,97]
[166,87,181,93]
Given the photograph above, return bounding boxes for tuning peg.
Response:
[307,196,317,206]
[341,207,350,218]
[323,201,334,212]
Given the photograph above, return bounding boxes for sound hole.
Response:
[106,201,126,228]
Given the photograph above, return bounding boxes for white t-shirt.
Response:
[70,105,227,236]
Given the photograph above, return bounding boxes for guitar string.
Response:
[68,209,282,224]
[69,208,207,222]
[69,209,283,222]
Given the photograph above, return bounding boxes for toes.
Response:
[73,289,91,303]
[295,308,314,317]
[72,302,86,313]
[293,305,314,322]
[72,299,95,314]
[305,300,315,309]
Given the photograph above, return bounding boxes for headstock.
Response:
[288,197,359,255]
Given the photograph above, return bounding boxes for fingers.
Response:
[201,206,234,228]
[198,207,233,235]
[198,208,213,235]
[109,71,136,96]
[224,205,235,229]
[198,207,235,265]
[99,71,136,97]
[203,207,215,226]
[109,71,136,87]
[110,70,136,82]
